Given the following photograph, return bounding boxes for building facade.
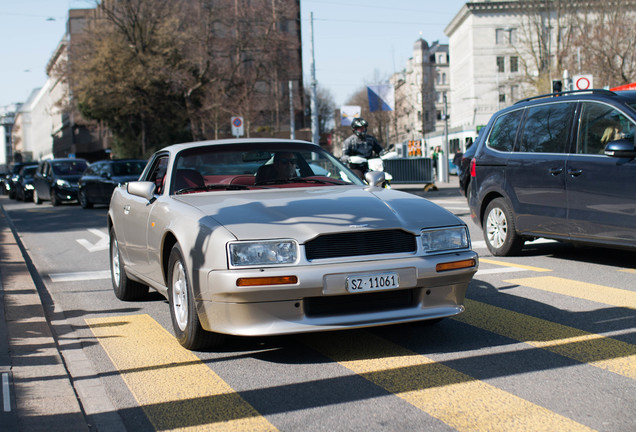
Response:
[390,39,450,147]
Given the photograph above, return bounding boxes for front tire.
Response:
[168,244,224,350]
[50,189,59,206]
[110,227,148,300]
[79,189,93,209]
[483,198,524,256]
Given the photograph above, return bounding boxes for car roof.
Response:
[515,89,636,106]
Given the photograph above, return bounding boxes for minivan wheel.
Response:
[483,198,524,256]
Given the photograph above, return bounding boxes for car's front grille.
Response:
[304,229,417,260]
[304,289,416,317]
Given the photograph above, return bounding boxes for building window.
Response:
[510,56,518,73]
[442,73,447,85]
[496,28,517,45]
[499,87,506,103]
[436,73,441,85]
[436,110,442,120]
[497,56,505,73]
[438,54,445,64]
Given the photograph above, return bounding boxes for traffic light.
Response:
[552,79,563,94]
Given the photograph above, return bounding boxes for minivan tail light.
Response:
[470,158,476,177]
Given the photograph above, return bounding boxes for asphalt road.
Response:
[1,183,635,431]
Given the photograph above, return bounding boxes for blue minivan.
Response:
[469,89,636,256]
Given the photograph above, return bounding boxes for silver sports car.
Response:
[108,139,478,350]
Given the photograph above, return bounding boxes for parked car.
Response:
[33,158,89,206]
[469,89,636,256]
[108,139,478,350]
[78,159,146,208]
[14,165,39,202]
[4,162,38,199]
[458,141,477,200]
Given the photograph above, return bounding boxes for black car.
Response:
[78,159,146,208]
[14,165,39,202]
[469,89,636,256]
[458,141,477,200]
[4,162,38,199]
[33,158,89,206]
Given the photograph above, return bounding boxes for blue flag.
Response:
[367,85,395,112]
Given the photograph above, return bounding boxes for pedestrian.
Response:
[453,148,463,176]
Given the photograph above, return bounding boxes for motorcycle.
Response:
[345,152,395,188]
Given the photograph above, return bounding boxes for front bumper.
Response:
[196,250,478,336]
[53,186,79,202]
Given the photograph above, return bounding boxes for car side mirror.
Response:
[604,139,636,158]
[365,171,386,187]
[127,181,156,201]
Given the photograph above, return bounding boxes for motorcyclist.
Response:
[341,118,383,177]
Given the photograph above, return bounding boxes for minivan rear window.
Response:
[486,109,523,152]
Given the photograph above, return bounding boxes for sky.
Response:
[0,0,468,109]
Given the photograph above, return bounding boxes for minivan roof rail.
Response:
[516,89,616,104]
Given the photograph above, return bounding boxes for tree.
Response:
[69,0,303,155]
[304,84,336,135]
[510,0,636,95]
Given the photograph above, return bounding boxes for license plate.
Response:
[346,272,400,293]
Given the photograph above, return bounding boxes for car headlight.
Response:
[25,184,35,190]
[229,240,298,267]
[421,227,470,253]
[56,179,71,188]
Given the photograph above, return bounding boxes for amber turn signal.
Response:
[236,275,298,287]
[436,259,476,272]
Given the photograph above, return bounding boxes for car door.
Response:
[82,163,99,202]
[36,161,52,200]
[566,101,636,247]
[120,154,169,278]
[504,101,576,237]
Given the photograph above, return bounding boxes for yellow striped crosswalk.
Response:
[505,276,636,309]
[305,331,595,432]
[86,260,635,431]
[86,314,276,431]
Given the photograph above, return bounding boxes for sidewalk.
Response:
[0,202,90,431]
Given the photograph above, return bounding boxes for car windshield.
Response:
[172,142,364,194]
[112,161,146,176]
[21,166,37,177]
[51,160,88,175]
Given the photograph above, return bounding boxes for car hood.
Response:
[174,186,461,242]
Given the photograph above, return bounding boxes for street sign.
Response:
[573,74,593,90]
[231,116,244,137]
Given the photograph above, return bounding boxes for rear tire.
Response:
[168,244,224,350]
[110,227,148,300]
[483,198,524,256]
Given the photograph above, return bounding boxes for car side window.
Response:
[577,103,635,155]
[486,109,523,152]
[145,155,169,195]
[517,102,574,153]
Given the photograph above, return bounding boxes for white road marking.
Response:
[76,228,109,252]
[2,372,10,412]
[49,270,110,283]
